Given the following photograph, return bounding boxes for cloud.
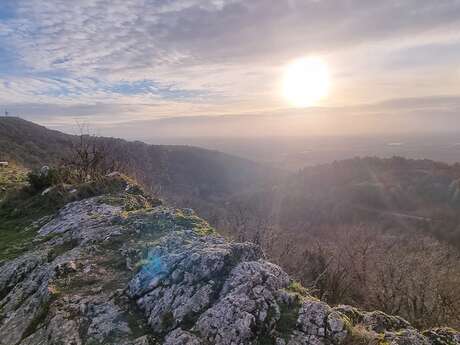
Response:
[12,94,458,138]
[0,0,460,126]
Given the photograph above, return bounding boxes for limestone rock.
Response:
[164,329,202,345]
[0,193,458,345]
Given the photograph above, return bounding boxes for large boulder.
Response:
[0,193,458,345]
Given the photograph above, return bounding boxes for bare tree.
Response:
[62,123,119,183]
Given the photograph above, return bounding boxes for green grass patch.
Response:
[174,210,216,235]
[276,300,302,341]
[0,171,151,263]
[99,193,155,212]
[0,165,28,196]
[274,282,314,342]
[0,185,75,262]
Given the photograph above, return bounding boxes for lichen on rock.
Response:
[0,189,458,345]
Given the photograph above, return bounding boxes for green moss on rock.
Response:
[423,328,460,345]
[286,281,311,299]
[346,327,390,345]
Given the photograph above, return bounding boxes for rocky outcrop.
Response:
[0,192,459,345]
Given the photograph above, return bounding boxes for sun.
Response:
[282,57,330,108]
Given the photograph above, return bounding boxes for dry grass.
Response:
[343,324,387,345]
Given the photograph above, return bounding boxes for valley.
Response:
[1,117,460,330]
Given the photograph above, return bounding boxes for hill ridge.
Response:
[0,117,277,204]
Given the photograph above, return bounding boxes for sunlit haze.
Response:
[0,1,460,138]
[282,57,330,108]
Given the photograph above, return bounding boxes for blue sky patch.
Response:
[0,1,16,20]
[108,80,157,95]
[106,80,207,100]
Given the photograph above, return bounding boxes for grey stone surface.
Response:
[0,193,458,345]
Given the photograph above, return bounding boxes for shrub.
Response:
[27,167,61,193]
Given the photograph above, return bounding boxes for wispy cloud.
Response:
[0,0,460,130]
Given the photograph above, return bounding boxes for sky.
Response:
[1,0,460,137]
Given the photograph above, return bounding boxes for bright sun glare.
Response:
[282,57,330,108]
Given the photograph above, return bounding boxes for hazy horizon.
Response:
[1,0,460,138]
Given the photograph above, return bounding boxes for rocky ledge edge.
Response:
[0,190,459,345]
